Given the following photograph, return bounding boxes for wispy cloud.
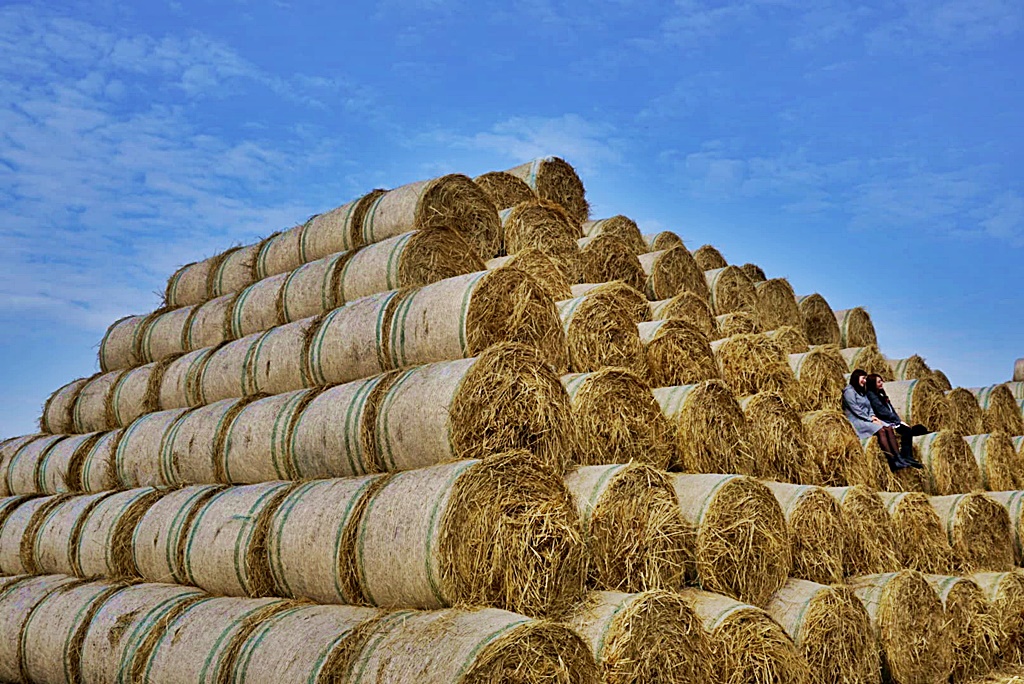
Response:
[867,0,1023,53]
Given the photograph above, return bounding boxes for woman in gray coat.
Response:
[842,369,922,470]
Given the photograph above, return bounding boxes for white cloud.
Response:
[866,0,1023,53]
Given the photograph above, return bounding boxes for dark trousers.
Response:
[877,423,928,469]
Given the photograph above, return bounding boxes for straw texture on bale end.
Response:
[640,246,709,301]
[930,493,1015,573]
[486,248,572,301]
[561,369,673,469]
[741,262,768,282]
[925,574,1001,682]
[672,473,791,606]
[802,410,865,487]
[501,199,582,281]
[835,307,878,348]
[569,590,713,684]
[713,334,806,410]
[849,571,952,684]
[889,354,933,381]
[914,430,982,495]
[765,482,846,585]
[755,278,802,331]
[796,294,841,346]
[740,392,814,484]
[565,464,694,592]
[766,578,881,684]
[654,381,753,475]
[825,486,901,576]
[790,345,847,412]
[649,290,718,338]
[716,311,759,337]
[931,369,953,391]
[570,281,651,325]
[686,589,811,684]
[557,292,647,376]
[504,156,589,224]
[693,244,727,270]
[705,265,757,317]
[473,170,536,210]
[879,491,952,573]
[972,571,1024,665]
[638,318,718,388]
[971,385,1024,436]
[985,491,1024,565]
[967,433,1023,491]
[948,388,986,435]
[765,326,811,355]
[839,344,891,379]
[883,378,949,430]
[855,437,903,492]
[577,235,646,291]
[581,215,646,255]
[643,231,684,252]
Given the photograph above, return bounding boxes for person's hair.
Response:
[866,373,888,400]
[849,369,868,395]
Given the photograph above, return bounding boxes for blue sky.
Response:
[1,0,1022,437]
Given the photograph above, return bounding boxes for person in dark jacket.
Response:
[842,369,921,470]
[866,373,928,467]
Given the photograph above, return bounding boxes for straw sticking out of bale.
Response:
[931,369,953,391]
[209,244,261,301]
[558,293,648,376]
[643,231,684,252]
[486,248,573,301]
[889,354,933,381]
[640,246,708,301]
[638,319,718,387]
[972,571,1024,665]
[739,392,813,483]
[931,493,1015,573]
[839,345,892,378]
[505,156,589,224]
[985,491,1024,565]
[764,482,846,585]
[705,266,757,316]
[132,483,225,585]
[0,574,82,683]
[825,486,900,575]
[298,191,384,264]
[694,244,727,270]
[886,378,950,431]
[766,578,881,684]
[565,464,694,592]
[649,290,717,337]
[473,170,535,210]
[835,307,878,348]
[879,491,952,573]
[5,434,66,496]
[948,388,985,435]
[654,381,753,475]
[858,437,906,492]
[925,575,1001,682]
[569,590,713,684]
[40,377,92,434]
[803,410,866,487]
[561,369,673,469]
[765,326,810,355]
[0,494,67,575]
[571,281,650,324]
[99,316,146,372]
[716,311,759,337]
[755,278,802,331]
[790,346,847,412]
[503,200,582,281]
[713,334,806,409]
[796,294,841,346]
[915,430,982,495]
[577,235,646,291]
[967,433,1023,491]
[672,473,791,606]
[31,491,112,576]
[582,215,646,255]
[741,262,767,282]
[78,487,164,578]
[971,385,1024,436]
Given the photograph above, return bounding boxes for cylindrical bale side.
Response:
[505,156,589,224]
[713,333,806,409]
[300,190,385,263]
[835,307,878,348]
[641,246,709,302]
[32,491,113,576]
[193,334,260,405]
[132,484,226,585]
[208,243,260,300]
[228,272,287,339]
[504,200,582,280]
[0,494,67,575]
[654,381,753,475]
[755,278,802,331]
[72,369,126,434]
[764,482,846,585]
[947,388,985,435]
[581,215,645,254]
[77,486,164,578]
[245,320,315,396]
[114,408,190,488]
[220,390,314,485]
[796,294,841,346]
[739,392,814,484]
[557,292,648,376]
[972,571,1024,665]
[0,574,82,683]
[99,315,147,372]
[704,266,757,317]
[985,491,1024,565]
[485,248,572,301]
[304,290,400,388]
[79,429,122,492]
[839,344,892,379]
[878,491,952,574]
[108,362,168,429]
[278,251,352,324]
[474,170,535,210]
[254,223,303,278]
[157,398,246,487]
[577,234,646,291]
[165,256,215,308]
[930,493,1015,573]
[825,486,900,576]
[888,354,933,381]
[158,347,215,410]
[5,434,68,496]
[885,378,949,430]
[649,290,717,338]
[0,436,44,496]
[924,574,1001,682]
[638,318,718,387]
[967,433,1022,491]
[37,432,102,494]
[137,306,193,365]
[185,294,235,351]
[41,377,91,434]
[971,384,1024,436]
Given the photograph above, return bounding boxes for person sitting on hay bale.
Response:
[843,369,923,472]
[867,373,929,463]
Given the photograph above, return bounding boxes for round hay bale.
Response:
[505,156,589,225]
[354,451,586,618]
[705,266,757,316]
[1007,381,1024,401]
[925,574,1001,682]
[739,392,813,484]
[486,248,573,301]
[341,227,486,303]
[640,246,710,302]
[825,486,900,575]
[693,244,727,270]
[503,200,582,280]
[108,362,173,429]
[686,589,810,684]
[184,293,234,351]
[849,571,952,684]
[796,294,841,346]
[72,370,125,434]
[219,391,313,485]
[79,582,205,684]
[78,486,164,578]
[133,483,225,585]
[713,334,806,409]
[0,574,82,683]
[914,430,982,495]
[0,493,33,535]
[37,432,102,494]
[304,290,399,388]
[878,491,952,573]
[254,225,302,280]
[886,378,949,430]
[931,493,1015,573]
[561,369,672,468]
[99,315,146,372]
[266,475,383,605]
[0,494,67,575]
[5,434,67,496]
[649,290,717,337]
[716,311,759,337]
[802,410,864,487]
[140,397,246,488]
[973,571,1024,665]
[971,385,1024,436]
[755,278,802,331]
[741,262,767,282]
[643,231,685,251]
[889,354,933,381]
[79,429,121,492]
[968,433,1022,491]
[564,463,694,591]
[569,589,713,684]
[227,272,287,339]
[136,306,193,365]
[638,319,718,387]
[157,346,214,409]
[765,326,810,354]
[985,491,1024,565]
[948,388,985,435]
[671,473,791,606]
[114,407,190,488]
[474,170,536,210]
[359,174,501,258]
[41,376,92,434]
[166,256,215,309]
[835,307,878,348]
[32,490,113,576]
[766,578,880,684]
[557,292,647,375]
[790,346,847,412]
[581,215,645,254]
[577,234,646,290]
[246,319,315,396]
[375,343,573,474]
[571,281,651,324]
[839,345,891,378]
[764,482,846,585]
[191,335,259,405]
[299,189,386,263]
[277,251,353,324]
[208,243,261,299]
[931,369,953,391]
[856,437,904,492]
[654,381,753,474]
[388,268,568,373]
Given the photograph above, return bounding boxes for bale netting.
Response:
[716,311,759,337]
[78,486,165,579]
[849,571,952,684]
[359,173,501,258]
[889,354,933,381]
[971,385,1024,436]
[803,410,865,487]
[564,463,694,592]
[755,278,802,331]
[340,226,486,303]
[186,336,257,406]
[914,430,982,495]
[107,361,175,429]
[973,571,1024,665]
[298,190,385,265]
[985,491,1024,565]
[274,250,354,325]
[569,590,713,684]
[132,483,226,585]
[968,433,1023,491]
[40,376,91,434]
[577,234,646,291]
[0,494,66,575]
[473,170,536,210]
[226,272,288,340]
[253,223,303,281]
[693,244,728,270]
[302,291,399,390]
[931,493,1015,573]
[502,200,582,281]
[353,451,587,619]
[838,345,892,378]
[246,318,316,397]
[878,491,952,573]
[741,262,768,283]
[219,391,316,486]
[561,369,673,468]
[98,314,146,372]
[834,307,878,348]
[649,290,718,337]
[713,333,806,409]
[948,388,986,435]
[164,251,226,309]
[654,381,753,475]
[1,436,43,491]
[796,294,841,346]
[705,266,757,317]
[739,392,813,484]
[374,343,575,474]
[557,292,648,376]
[113,407,190,488]
[571,281,650,324]
[643,230,685,251]
[35,432,101,495]
[764,482,846,585]
[618,240,690,297]
[32,491,113,576]
[790,346,847,412]
[71,369,124,434]
[825,486,901,576]
[485,248,572,301]
[386,268,568,373]
[182,292,235,351]
[79,428,121,493]
[0,573,81,683]
[134,304,193,365]
[925,574,1001,682]
[686,589,810,684]
[766,578,881,684]
[505,156,589,224]
[886,378,949,432]
[208,243,263,301]
[638,319,718,387]
[1009,382,1024,401]
[582,215,645,254]
[4,434,66,496]
[765,326,810,355]
[671,473,791,606]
